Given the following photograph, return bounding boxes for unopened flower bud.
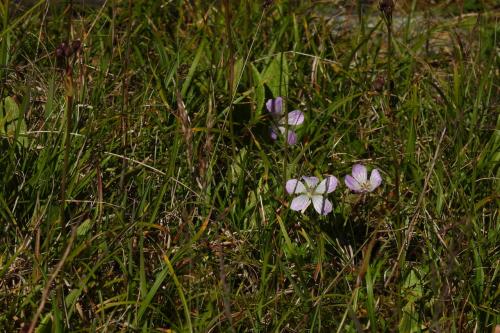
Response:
[63,43,72,57]
[379,0,394,24]
[72,39,82,54]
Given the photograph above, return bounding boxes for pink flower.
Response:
[344,164,382,193]
[286,176,338,215]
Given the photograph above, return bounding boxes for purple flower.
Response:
[286,176,338,215]
[344,164,382,193]
[266,97,304,145]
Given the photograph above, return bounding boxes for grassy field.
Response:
[0,0,498,332]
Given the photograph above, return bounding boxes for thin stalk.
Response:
[60,69,73,229]
[66,0,73,41]
[217,237,235,332]
[119,0,133,192]
[58,2,75,327]
[386,5,399,223]
[0,0,9,99]
[60,0,75,232]
[223,0,236,157]
[380,0,401,240]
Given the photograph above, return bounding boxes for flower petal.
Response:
[276,127,298,145]
[369,169,382,191]
[269,126,279,140]
[290,194,310,212]
[352,164,368,184]
[345,175,362,192]
[315,176,338,194]
[286,131,298,145]
[266,97,283,115]
[286,179,306,194]
[302,176,319,188]
[312,195,333,215]
[285,110,304,126]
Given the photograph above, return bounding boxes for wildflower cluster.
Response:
[265,97,383,216]
[286,165,382,215]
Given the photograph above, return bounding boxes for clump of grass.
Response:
[0,0,498,332]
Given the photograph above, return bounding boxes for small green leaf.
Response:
[262,53,289,98]
[233,57,244,91]
[0,96,28,146]
[229,147,247,184]
[276,215,296,257]
[35,313,52,333]
[65,288,82,309]
[399,269,423,333]
[181,39,207,97]
[251,63,265,118]
[77,219,93,237]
